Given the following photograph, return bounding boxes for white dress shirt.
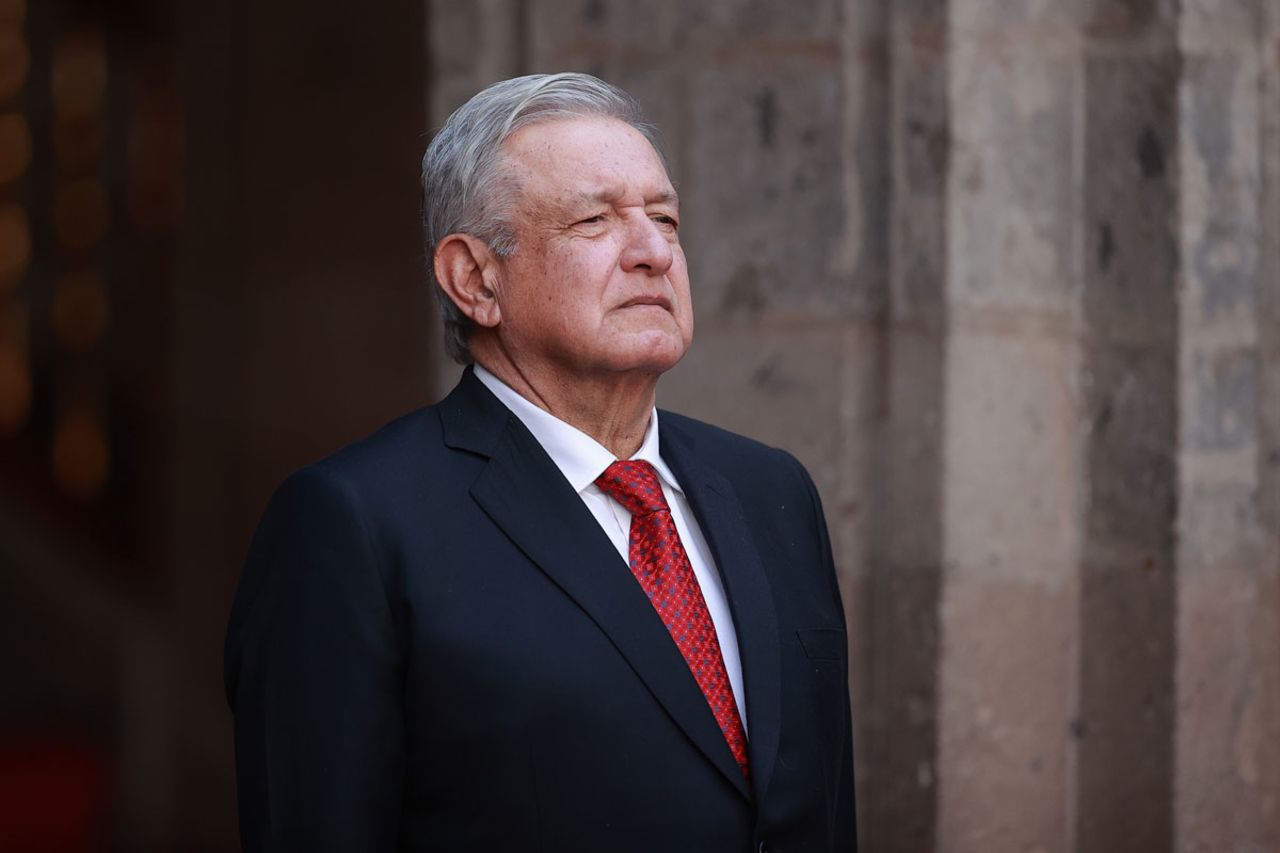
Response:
[474,365,747,731]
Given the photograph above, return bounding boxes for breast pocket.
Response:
[795,627,849,768]
[797,627,847,663]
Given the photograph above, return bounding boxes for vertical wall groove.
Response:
[860,0,949,849]
[1077,2,1181,849]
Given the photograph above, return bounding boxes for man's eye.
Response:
[576,215,605,225]
[653,215,679,229]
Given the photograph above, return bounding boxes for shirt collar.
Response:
[474,364,683,496]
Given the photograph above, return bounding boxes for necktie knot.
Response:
[595,460,669,517]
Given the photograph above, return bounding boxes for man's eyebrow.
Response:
[569,189,680,207]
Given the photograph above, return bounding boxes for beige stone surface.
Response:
[943,328,1081,585]
[936,575,1078,853]
[1176,570,1280,852]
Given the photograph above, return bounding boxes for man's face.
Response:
[487,116,693,383]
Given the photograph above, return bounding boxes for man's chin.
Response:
[608,335,690,376]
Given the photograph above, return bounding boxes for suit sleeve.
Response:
[792,453,859,852]
[224,466,404,852]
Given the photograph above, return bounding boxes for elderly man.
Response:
[225,73,856,852]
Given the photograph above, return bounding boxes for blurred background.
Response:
[1,0,1276,850]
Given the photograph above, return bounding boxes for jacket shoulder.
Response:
[295,404,466,504]
[313,405,439,471]
[658,409,806,474]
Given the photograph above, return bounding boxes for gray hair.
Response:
[421,73,660,364]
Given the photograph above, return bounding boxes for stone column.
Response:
[935,1,1084,850]
[1175,0,1280,849]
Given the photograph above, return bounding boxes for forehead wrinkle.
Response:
[500,120,679,218]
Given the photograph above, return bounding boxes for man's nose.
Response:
[619,213,674,276]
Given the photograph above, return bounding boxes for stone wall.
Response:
[427,0,1280,849]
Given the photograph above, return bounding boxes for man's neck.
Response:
[474,357,658,460]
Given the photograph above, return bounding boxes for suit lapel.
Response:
[440,371,753,800]
[659,419,783,802]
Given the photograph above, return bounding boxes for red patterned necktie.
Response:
[595,460,750,780]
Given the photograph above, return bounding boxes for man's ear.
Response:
[434,233,503,329]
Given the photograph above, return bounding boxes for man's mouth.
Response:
[620,295,672,311]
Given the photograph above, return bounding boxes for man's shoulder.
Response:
[657,408,810,487]
[657,409,829,556]
[282,401,473,513]
[659,408,789,458]
[313,405,442,474]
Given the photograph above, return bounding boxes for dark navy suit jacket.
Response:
[225,368,856,852]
